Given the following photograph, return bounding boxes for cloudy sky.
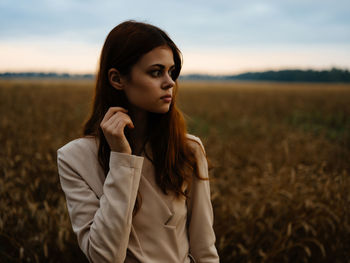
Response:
[0,0,349,74]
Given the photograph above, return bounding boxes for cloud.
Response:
[1,0,350,73]
[1,0,349,45]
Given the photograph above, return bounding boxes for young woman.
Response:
[57,20,219,263]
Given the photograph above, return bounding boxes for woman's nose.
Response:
[162,72,175,89]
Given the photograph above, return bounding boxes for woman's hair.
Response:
[83,20,205,199]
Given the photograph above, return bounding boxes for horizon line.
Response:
[0,66,349,77]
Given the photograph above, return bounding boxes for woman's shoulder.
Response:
[186,133,206,156]
[57,136,105,198]
[57,136,99,161]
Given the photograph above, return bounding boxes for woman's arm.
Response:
[186,136,219,263]
[57,144,144,263]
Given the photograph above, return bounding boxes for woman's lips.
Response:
[160,95,172,102]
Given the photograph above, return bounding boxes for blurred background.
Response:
[1,0,350,75]
[1,0,350,262]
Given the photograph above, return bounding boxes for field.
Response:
[0,79,350,262]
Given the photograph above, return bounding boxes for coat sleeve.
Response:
[57,146,144,263]
[186,137,220,263]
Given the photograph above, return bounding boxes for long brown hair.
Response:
[83,20,205,198]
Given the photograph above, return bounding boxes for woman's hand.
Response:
[100,107,134,154]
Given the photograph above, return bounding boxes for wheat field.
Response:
[0,79,349,262]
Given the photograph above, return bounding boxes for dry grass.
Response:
[0,79,349,262]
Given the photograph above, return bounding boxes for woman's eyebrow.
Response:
[149,63,175,69]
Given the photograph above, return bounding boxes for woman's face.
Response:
[122,45,176,114]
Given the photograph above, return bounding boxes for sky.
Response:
[0,0,350,75]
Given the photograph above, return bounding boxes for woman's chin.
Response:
[151,106,170,114]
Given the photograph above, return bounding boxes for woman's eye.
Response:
[150,70,162,77]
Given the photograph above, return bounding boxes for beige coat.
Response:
[57,134,219,263]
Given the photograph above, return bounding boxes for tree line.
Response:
[1,68,350,82]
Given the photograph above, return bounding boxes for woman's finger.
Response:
[115,118,134,134]
[102,111,123,128]
[103,111,133,130]
[117,117,135,130]
[101,107,128,125]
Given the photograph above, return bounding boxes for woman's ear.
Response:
[108,68,124,90]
